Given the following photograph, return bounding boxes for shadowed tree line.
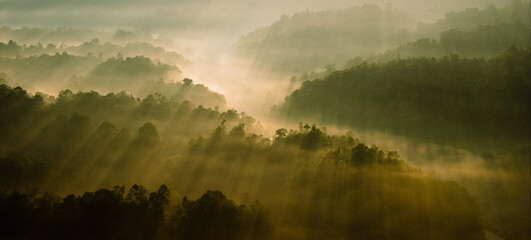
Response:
[0,186,271,240]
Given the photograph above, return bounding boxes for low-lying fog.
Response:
[0,0,528,239]
[0,0,517,117]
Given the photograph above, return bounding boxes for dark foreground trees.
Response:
[167,190,272,240]
[0,186,272,240]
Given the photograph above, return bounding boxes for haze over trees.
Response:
[0,1,529,240]
[0,89,486,238]
[234,4,414,74]
[0,37,190,67]
[235,1,529,74]
[272,48,531,240]
[0,48,225,108]
[0,24,172,49]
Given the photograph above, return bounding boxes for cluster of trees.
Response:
[0,51,224,108]
[0,51,100,91]
[1,3,528,238]
[165,122,485,240]
[0,38,190,67]
[0,84,254,191]
[274,48,531,153]
[0,83,487,238]
[79,56,224,108]
[80,56,179,94]
[0,186,272,240]
[273,49,531,239]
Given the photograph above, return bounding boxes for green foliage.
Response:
[0,92,487,239]
[275,49,531,151]
[3,4,528,236]
[0,84,257,192]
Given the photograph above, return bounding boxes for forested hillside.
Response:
[0,47,225,108]
[0,84,486,239]
[274,48,531,152]
[363,22,531,63]
[273,49,531,239]
[0,1,529,240]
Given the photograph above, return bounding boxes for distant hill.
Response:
[411,1,530,39]
[234,1,529,75]
[0,24,170,47]
[234,4,415,74]
[358,22,531,65]
[0,47,224,109]
[0,38,191,68]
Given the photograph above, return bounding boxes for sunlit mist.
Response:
[0,0,529,239]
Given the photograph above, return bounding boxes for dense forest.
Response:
[0,187,272,240]
[0,1,529,240]
[274,48,531,152]
[273,48,531,239]
[0,84,486,239]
